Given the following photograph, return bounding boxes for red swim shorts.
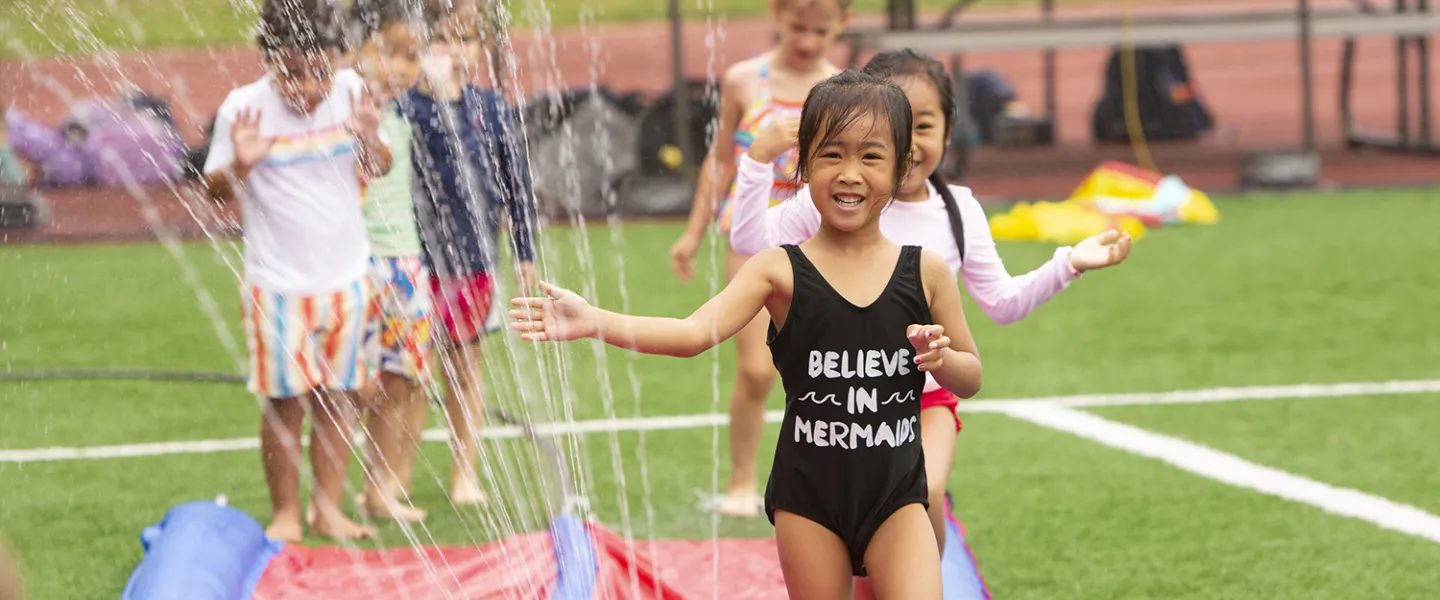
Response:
[920,388,963,432]
[429,272,495,346]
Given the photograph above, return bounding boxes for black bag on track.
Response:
[1092,45,1214,142]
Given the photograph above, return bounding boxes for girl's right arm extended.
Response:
[512,247,786,358]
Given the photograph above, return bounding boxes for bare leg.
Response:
[920,406,960,552]
[308,389,376,540]
[260,395,306,543]
[722,249,779,517]
[350,382,382,509]
[443,339,488,505]
[773,510,854,600]
[0,539,22,600]
[854,409,961,598]
[396,380,431,496]
[863,504,943,600]
[360,372,428,521]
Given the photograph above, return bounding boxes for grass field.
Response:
[3,0,1180,58]
[3,187,1440,598]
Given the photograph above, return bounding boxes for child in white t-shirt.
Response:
[202,0,393,542]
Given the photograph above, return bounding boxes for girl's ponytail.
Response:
[865,49,966,264]
[930,171,965,263]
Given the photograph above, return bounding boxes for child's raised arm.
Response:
[202,106,273,204]
[956,190,1132,326]
[912,250,983,399]
[511,247,784,357]
[726,119,824,257]
[485,93,538,267]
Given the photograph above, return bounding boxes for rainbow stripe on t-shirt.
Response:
[261,123,356,168]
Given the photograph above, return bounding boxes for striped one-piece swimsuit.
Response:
[718,60,837,234]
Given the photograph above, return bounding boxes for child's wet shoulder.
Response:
[742,246,792,286]
[917,248,957,296]
[724,56,768,81]
[332,68,365,92]
[721,58,767,96]
[218,79,270,115]
[750,245,792,271]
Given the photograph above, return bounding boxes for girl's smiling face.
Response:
[892,74,948,200]
[771,0,849,69]
[354,23,421,103]
[805,111,899,232]
[264,48,337,115]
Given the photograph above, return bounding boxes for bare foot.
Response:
[449,480,489,506]
[715,491,761,518]
[362,496,428,522]
[311,513,378,541]
[304,498,365,528]
[266,516,304,543]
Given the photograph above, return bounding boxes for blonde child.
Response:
[668,0,852,517]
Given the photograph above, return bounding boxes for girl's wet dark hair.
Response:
[862,49,956,139]
[256,0,345,55]
[422,0,490,31]
[796,70,913,195]
[862,48,967,261]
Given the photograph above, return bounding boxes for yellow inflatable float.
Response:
[990,161,1219,244]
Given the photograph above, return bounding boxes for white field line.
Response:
[1043,379,1440,409]
[999,402,1440,544]
[3,379,1438,464]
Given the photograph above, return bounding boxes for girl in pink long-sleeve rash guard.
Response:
[727,49,1133,560]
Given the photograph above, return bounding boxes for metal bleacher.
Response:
[848,1,1439,53]
[840,0,1439,177]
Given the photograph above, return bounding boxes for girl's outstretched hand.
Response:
[1068,229,1133,273]
[906,324,950,372]
[509,282,600,342]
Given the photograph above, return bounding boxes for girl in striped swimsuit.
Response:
[667,0,852,517]
[716,60,831,230]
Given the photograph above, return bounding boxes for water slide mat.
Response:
[123,499,989,599]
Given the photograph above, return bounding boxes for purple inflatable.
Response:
[5,109,91,187]
[87,115,187,188]
[5,96,186,188]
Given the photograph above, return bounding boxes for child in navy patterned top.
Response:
[509,71,983,599]
[402,0,538,506]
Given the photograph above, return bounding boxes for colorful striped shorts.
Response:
[241,277,372,399]
[363,255,433,381]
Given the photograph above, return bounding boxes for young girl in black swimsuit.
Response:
[509,70,983,599]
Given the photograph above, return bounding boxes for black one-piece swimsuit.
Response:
[763,244,931,577]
